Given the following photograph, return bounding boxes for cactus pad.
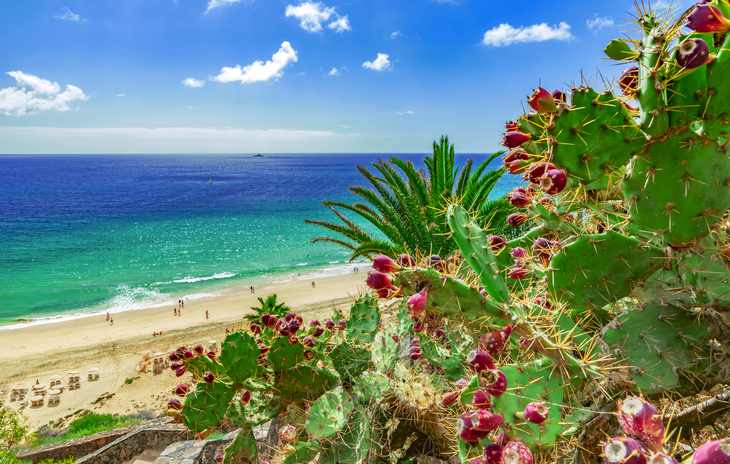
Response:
[419,336,465,380]
[219,332,261,384]
[371,330,399,372]
[182,380,235,432]
[223,428,257,464]
[268,336,304,372]
[306,386,355,439]
[330,341,372,381]
[319,405,371,464]
[352,371,391,403]
[282,441,319,464]
[278,365,340,402]
[227,392,283,427]
[347,294,380,344]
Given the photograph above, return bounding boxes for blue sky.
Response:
[0,0,694,154]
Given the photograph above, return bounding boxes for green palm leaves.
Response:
[306,136,512,261]
[245,294,290,323]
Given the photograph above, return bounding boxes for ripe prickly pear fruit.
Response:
[496,433,511,446]
[502,131,532,149]
[279,425,298,443]
[337,319,346,329]
[398,253,416,266]
[457,413,490,442]
[303,350,314,360]
[214,453,224,463]
[538,197,553,207]
[392,334,400,343]
[508,190,530,208]
[481,325,512,355]
[517,402,549,424]
[168,398,183,410]
[507,213,528,228]
[511,247,527,260]
[691,440,730,464]
[527,162,555,184]
[288,318,301,334]
[289,336,299,345]
[528,87,558,114]
[412,337,420,345]
[502,442,533,464]
[207,351,217,361]
[241,390,251,404]
[552,89,567,103]
[276,319,291,337]
[376,287,390,298]
[203,372,214,383]
[472,390,492,410]
[619,66,639,95]
[366,271,392,290]
[676,38,711,69]
[175,366,187,377]
[509,267,530,280]
[488,235,507,252]
[175,384,189,396]
[646,454,679,464]
[533,237,551,261]
[617,397,664,453]
[302,335,315,348]
[407,287,428,316]
[409,346,422,354]
[509,159,531,175]
[313,326,324,337]
[467,348,496,372]
[261,314,276,328]
[470,409,504,432]
[505,121,519,131]
[325,320,335,330]
[373,255,400,273]
[504,148,530,165]
[169,352,180,362]
[183,350,195,359]
[603,437,648,464]
[482,369,508,397]
[686,4,730,32]
[442,391,460,406]
[540,169,567,195]
[310,319,320,327]
[484,444,504,464]
[258,343,270,354]
[413,322,425,333]
[410,352,423,360]
[250,323,262,335]
[194,345,204,356]
[170,362,183,371]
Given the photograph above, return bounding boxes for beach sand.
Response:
[0,270,370,428]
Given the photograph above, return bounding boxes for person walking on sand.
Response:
[181,299,184,308]
[206,310,209,320]
[174,308,177,317]
[110,317,114,326]
[312,281,316,288]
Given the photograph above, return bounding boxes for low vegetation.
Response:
[31,413,142,447]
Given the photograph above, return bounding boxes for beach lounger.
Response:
[31,396,43,407]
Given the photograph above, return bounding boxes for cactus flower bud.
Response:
[398,253,416,266]
[170,362,183,371]
[183,350,195,359]
[261,314,276,328]
[410,352,423,360]
[473,390,492,410]
[508,191,531,208]
[302,335,316,348]
[442,391,460,406]
[619,66,639,96]
[310,319,321,327]
[507,213,528,228]
[540,169,567,195]
[241,390,251,404]
[484,444,504,464]
[467,348,496,373]
[366,271,393,290]
[433,328,445,338]
[603,437,648,464]
[691,440,730,464]
[617,397,664,453]
[288,319,301,334]
[168,398,183,410]
[509,267,530,280]
[214,453,224,463]
[338,319,346,329]
[303,350,314,360]
[207,351,217,361]
[250,323,262,335]
[203,372,214,383]
[488,235,507,253]
[482,369,508,397]
[519,402,549,424]
[456,413,490,443]
[552,89,567,103]
[325,320,335,330]
[505,121,519,131]
[372,255,400,273]
[289,336,299,345]
[496,433,511,446]
[676,38,711,69]
[392,334,400,343]
[481,325,512,355]
[313,326,324,337]
[509,159,531,175]
[175,366,188,377]
[169,352,180,362]
[409,346,422,354]
[504,148,530,166]
[194,345,204,356]
[687,4,730,32]
[175,384,190,396]
[276,319,291,337]
[502,442,533,464]
[527,162,556,184]
[528,87,558,114]
[502,131,532,149]
[407,287,428,316]
[279,425,298,443]
[470,409,504,432]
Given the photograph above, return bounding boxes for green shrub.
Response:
[31,413,141,447]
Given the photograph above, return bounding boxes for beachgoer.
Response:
[178,299,181,306]
[312,281,316,288]
[106,312,110,321]
[110,317,114,326]
[181,299,184,308]
[206,310,209,320]
[298,273,300,277]
[174,308,177,316]
[153,332,157,337]
[179,309,182,316]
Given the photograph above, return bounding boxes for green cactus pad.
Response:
[227,392,283,428]
[491,358,565,449]
[701,33,730,139]
[268,336,305,372]
[394,380,436,412]
[241,369,275,392]
[319,405,371,464]
[622,132,730,245]
[330,341,373,381]
[459,375,481,405]
[223,428,257,464]
[182,380,235,432]
[604,38,635,60]
[458,436,491,464]
[352,371,391,403]
[602,304,711,393]
[278,365,340,402]
[347,294,381,344]
[219,332,261,385]
[186,355,227,379]
[396,298,414,336]
[419,336,465,380]
[306,386,355,439]
[548,231,663,310]
[282,441,319,464]
[371,329,399,372]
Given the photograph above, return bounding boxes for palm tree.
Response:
[245,294,290,323]
[305,136,514,261]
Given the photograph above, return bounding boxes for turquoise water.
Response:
[0,154,512,329]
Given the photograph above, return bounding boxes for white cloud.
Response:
[286,2,350,33]
[206,0,241,12]
[182,78,205,87]
[482,22,573,47]
[390,31,401,39]
[117,94,125,97]
[0,71,88,116]
[396,111,414,115]
[212,42,298,84]
[328,68,339,76]
[340,125,350,128]
[586,14,614,31]
[55,7,87,23]
[363,53,391,71]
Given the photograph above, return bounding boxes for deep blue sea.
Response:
[0,154,510,329]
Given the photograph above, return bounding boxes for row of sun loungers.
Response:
[1,369,102,408]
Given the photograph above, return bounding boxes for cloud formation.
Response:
[55,7,87,23]
[207,0,242,12]
[363,54,391,71]
[182,78,205,87]
[390,31,401,39]
[482,22,573,46]
[286,2,350,33]
[586,14,614,31]
[212,42,298,84]
[0,71,88,116]
[328,68,339,76]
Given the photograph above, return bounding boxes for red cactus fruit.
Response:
[398,253,416,266]
[262,314,277,328]
[373,255,400,273]
[455,378,470,390]
[168,398,183,410]
[170,362,183,371]
[539,197,554,207]
[302,335,316,348]
[527,162,556,184]
[505,121,519,131]
[169,352,180,362]
[366,271,393,290]
[456,413,490,443]
[337,319,346,329]
[509,267,530,280]
[413,322,425,333]
[279,425,298,443]
[507,213,528,228]
[617,397,665,453]
[442,391,460,407]
[484,444,504,464]
[392,334,400,343]
[285,312,295,321]
[511,247,527,260]
[467,348,496,372]
[540,169,567,195]
[471,459,485,464]
[288,319,301,334]
[276,319,291,337]
[194,345,204,356]
[258,344,270,354]
[509,159,531,175]
[303,350,314,360]
[310,319,321,327]
[250,323,262,335]
[241,390,251,404]
[289,336,299,345]
[619,66,639,96]
[533,237,551,258]
[407,287,428,316]
[175,384,190,396]
[488,235,507,253]
[687,4,730,32]
[502,442,533,464]
[472,390,492,410]
[496,433,511,446]
[410,352,423,360]
[676,38,711,69]
[203,372,214,383]
[412,337,420,345]
[325,320,335,330]
[214,453,224,463]
[376,287,390,299]
[206,351,217,361]
[691,440,730,464]
[522,402,549,424]
[481,325,512,355]
[313,326,324,337]
[552,89,567,103]
[502,131,532,149]
[508,191,531,208]
[470,409,504,432]
[504,148,530,165]
[528,87,558,114]
[175,366,188,377]
[646,453,679,464]
[482,369,508,397]
[183,350,195,359]
[409,346,422,354]
[603,437,648,464]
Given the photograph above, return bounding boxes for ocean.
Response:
[0,153,511,329]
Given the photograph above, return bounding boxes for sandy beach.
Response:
[0,270,370,428]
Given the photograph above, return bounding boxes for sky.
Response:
[0,0,695,154]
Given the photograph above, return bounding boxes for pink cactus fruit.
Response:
[509,160,531,175]
[325,320,335,330]
[501,442,533,464]
[214,453,224,463]
[502,131,532,149]
[183,350,195,359]
[690,440,730,464]
[521,402,549,424]
[169,351,180,362]
[203,372,215,383]
[302,335,316,348]
[488,235,507,253]
[507,213,528,228]
[467,348,496,373]
[686,4,730,33]
[528,87,558,114]
[533,237,552,263]
[508,190,531,208]
[603,437,648,464]
[313,326,325,337]
[413,322,425,333]
[392,334,400,343]
[511,247,527,260]
[482,369,508,397]
[398,253,416,267]
[676,38,711,69]
[261,314,276,328]
[504,148,530,166]
[407,287,428,316]
[646,454,679,464]
[175,384,190,396]
[170,362,183,371]
[480,325,512,355]
[250,323,262,335]
[617,397,665,453]
[526,161,556,184]
[337,319,346,329]
[365,270,393,290]
[167,398,183,411]
[442,390,460,407]
[509,267,530,280]
[456,412,490,442]
[469,409,504,432]
[496,433,511,447]
[241,390,252,404]
[410,352,423,360]
[505,121,519,131]
[552,89,567,103]
[372,254,400,273]
[175,366,188,377]
[193,345,204,356]
[472,390,492,410]
[279,425,298,443]
[258,344,270,354]
[484,444,504,464]
[538,197,554,207]
[540,169,567,195]
[619,66,639,96]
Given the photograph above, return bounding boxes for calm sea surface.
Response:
[0,154,511,329]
